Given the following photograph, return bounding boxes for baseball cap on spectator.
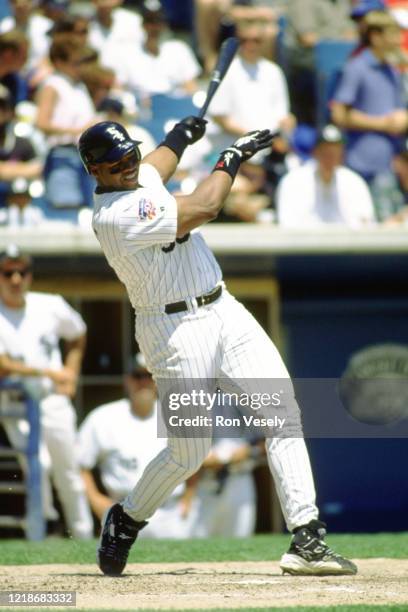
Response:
[290,124,317,160]
[128,353,152,379]
[0,244,32,266]
[350,0,386,19]
[141,0,166,23]
[315,124,345,146]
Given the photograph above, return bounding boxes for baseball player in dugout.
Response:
[78,352,194,539]
[0,245,93,539]
[78,116,357,576]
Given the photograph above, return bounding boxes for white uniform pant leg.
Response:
[217,292,318,531]
[40,394,93,539]
[124,308,220,522]
[123,436,212,522]
[2,416,58,521]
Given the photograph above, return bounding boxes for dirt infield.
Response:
[0,559,407,609]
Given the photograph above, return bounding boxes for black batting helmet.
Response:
[78,121,142,174]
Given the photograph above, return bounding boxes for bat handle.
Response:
[197,102,209,120]
[197,70,221,119]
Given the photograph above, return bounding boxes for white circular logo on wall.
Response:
[338,344,408,425]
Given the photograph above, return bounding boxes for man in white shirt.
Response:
[209,25,294,154]
[0,245,93,539]
[208,25,295,220]
[116,1,201,98]
[88,0,144,70]
[78,353,191,538]
[277,124,376,227]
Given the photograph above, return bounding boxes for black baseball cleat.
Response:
[97,503,147,576]
[280,520,358,576]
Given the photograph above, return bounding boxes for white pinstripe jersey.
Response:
[92,163,222,309]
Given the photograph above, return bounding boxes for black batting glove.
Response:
[213,129,277,180]
[160,115,207,160]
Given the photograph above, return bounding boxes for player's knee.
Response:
[169,442,210,475]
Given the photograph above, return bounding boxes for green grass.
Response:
[1,532,407,565]
[0,607,406,612]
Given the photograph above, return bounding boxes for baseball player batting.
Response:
[78,116,357,578]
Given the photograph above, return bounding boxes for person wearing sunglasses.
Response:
[78,114,357,579]
[0,244,93,539]
[78,352,194,538]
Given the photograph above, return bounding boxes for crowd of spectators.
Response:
[0,0,408,227]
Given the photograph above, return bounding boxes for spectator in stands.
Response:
[277,124,376,227]
[331,11,407,183]
[0,84,42,207]
[80,63,116,110]
[350,0,386,48]
[0,0,70,92]
[284,0,356,125]
[0,244,93,539]
[209,23,294,221]
[117,0,201,99]
[0,0,48,84]
[35,38,97,210]
[78,353,193,538]
[0,178,44,226]
[194,0,278,75]
[0,29,29,105]
[370,137,408,222]
[88,0,144,72]
[29,16,95,92]
[40,0,70,22]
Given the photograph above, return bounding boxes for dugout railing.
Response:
[0,380,45,540]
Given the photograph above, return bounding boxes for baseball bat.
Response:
[198,37,239,119]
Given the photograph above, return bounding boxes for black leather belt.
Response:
[165,285,222,315]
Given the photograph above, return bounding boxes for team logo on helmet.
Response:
[106,126,126,142]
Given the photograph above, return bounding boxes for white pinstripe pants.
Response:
[123,290,318,531]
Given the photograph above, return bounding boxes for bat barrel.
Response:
[197,37,239,119]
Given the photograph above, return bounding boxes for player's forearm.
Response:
[144,116,207,184]
[0,354,44,378]
[63,334,86,377]
[142,146,179,183]
[176,172,232,236]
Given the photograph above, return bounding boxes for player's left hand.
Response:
[174,116,208,144]
[229,129,277,161]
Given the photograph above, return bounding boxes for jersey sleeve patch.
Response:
[138,197,157,221]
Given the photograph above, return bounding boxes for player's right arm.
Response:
[142,116,207,183]
[175,172,233,236]
[175,129,276,237]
